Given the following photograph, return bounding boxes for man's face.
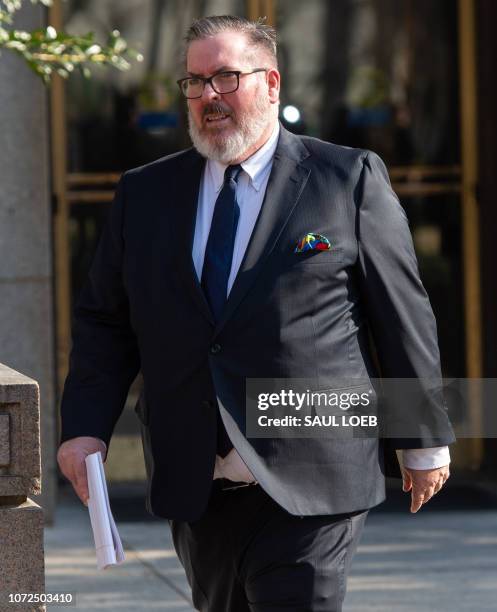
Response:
[185,31,280,163]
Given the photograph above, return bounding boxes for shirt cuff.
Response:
[401,446,451,470]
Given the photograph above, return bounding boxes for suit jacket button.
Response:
[210,343,221,354]
[202,400,213,409]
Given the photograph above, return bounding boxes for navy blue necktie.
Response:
[201,164,242,322]
[201,164,242,458]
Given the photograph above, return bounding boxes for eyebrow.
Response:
[187,66,239,77]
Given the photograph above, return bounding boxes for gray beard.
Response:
[188,96,273,164]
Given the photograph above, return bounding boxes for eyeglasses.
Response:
[177,68,268,99]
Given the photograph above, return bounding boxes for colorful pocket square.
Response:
[294,233,332,253]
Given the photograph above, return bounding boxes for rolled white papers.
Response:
[85,451,125,570]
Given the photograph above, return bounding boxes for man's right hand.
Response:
[57,437,107,505]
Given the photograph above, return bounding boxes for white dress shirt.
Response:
[192,122,450,481]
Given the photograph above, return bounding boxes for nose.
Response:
[200,80,220,102]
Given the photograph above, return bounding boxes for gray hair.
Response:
[183,15,277,67]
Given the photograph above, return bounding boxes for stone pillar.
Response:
[0,363,45,612]
[0,2,56,522]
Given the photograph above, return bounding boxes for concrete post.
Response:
[0,2,56,522]
[0,363,45,612]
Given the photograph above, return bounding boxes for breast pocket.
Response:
[293,247,344,265]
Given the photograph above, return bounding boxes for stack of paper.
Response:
[85,451,125,570]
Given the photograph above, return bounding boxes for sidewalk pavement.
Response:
[44,482,497,611]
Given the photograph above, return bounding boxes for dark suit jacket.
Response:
[60,126,455,521]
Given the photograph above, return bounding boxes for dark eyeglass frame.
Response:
[177,68,268,99]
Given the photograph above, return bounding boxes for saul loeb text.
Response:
[245,384,379,438]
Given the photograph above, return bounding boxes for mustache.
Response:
[202,103,233,118]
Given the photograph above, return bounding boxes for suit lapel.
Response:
[214,128,311,335]
[169,149,215,326]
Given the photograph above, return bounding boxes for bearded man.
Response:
[57,15,454,612]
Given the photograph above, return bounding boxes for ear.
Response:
[267,68,280,104]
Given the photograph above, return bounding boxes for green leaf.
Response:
[0,4,145,84]
[113,37,126,53]
[85,43,101,55]
[46,25,56,40]
[13,29,31,41]
[5,39,25,50]
[0,10,14,24]
[1,1,22,14]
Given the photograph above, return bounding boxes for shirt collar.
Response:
[207,122,280,193]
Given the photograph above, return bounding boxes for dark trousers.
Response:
[170,480,368,612]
